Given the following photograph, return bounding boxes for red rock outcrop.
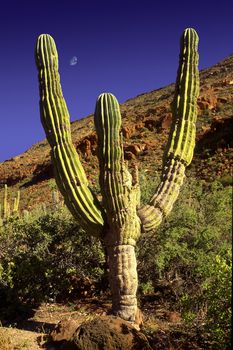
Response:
[75,133,97,160]
[198,88,218,110]
[197,116,233,150]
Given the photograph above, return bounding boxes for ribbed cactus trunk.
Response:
[107,245,138,320]
[35,28,199,324]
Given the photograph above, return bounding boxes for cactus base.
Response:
[107,244,138,322]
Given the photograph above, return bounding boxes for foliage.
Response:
[202,251,232,348]
[137,175,232,348]
[0,206,106,306]
[0,178,232,348]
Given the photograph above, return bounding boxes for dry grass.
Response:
[0,327,41,350]
[0,328,13,350]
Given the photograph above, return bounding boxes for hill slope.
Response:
[0,55,232,211]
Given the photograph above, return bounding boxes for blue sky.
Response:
[0,0,232,162]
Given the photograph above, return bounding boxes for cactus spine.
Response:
[35,28,199,323]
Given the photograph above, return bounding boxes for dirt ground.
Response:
[0,299,115,349]
[0,298,203,350]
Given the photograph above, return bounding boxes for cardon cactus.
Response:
[35,28,199,324]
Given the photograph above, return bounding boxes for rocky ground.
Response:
[0,297,209,350]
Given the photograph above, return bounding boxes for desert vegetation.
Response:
[0,176,231,349]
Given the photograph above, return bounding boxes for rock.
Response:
[197,116,233,150]
[71,316,152,350]
[122,126,135,139]
[144,119,158,131]
[50,318,80,342]
[159,113,172,130]
[76,133,97,160]
[124,144,147,157]
[197,89,218,110]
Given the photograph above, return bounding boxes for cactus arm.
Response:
[138,28,199,232]
[166,28,199,164]
[94,93,141,244]
[94,93,126,227]
[35,34,105,236]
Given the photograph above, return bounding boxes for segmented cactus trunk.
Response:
[94,93,141,321]
[107,244,138,321]
[35,28,199,324]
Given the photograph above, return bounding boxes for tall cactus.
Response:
[35,28,199,324]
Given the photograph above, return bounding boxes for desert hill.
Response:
[0,55,232,211]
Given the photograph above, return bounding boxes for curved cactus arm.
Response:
[35,34,105,237]
[138,28,199,232]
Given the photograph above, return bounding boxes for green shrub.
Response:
[137,177,232,348]
[201,251,232,348]
[0,177,231,348]
[0,206,106,306]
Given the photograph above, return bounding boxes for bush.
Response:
[0,206,106,306]
[0,177,231,348]
[202,251,232,348]
[137,177,232,348]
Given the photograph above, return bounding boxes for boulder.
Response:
[49,316,152,350]
[72,316,152,350]
[50,318,80,342]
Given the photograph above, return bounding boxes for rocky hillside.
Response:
[0,55,232,211]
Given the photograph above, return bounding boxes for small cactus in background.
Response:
[13,189,20,214]
[0,185,21,223]
[3,184,9,220]
[35,28,199,323]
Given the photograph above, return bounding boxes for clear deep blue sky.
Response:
[0,0,232,162]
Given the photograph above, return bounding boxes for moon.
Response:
[70,56,78,66]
